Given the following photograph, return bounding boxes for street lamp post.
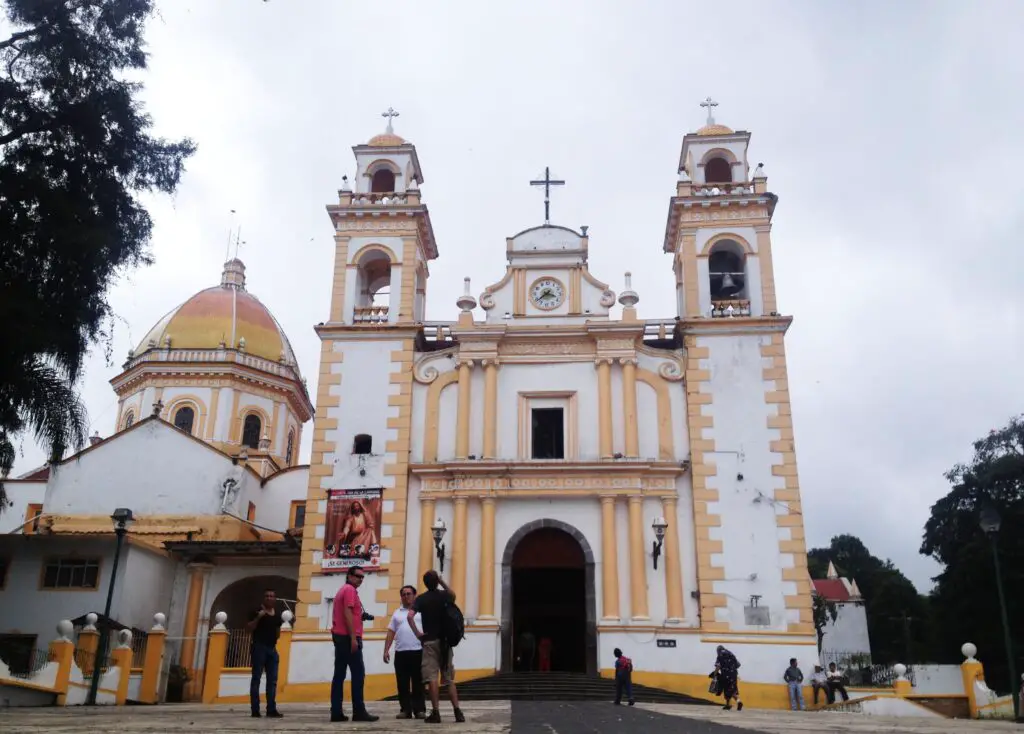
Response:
[979,504,1019,721]
[86,508,134,706]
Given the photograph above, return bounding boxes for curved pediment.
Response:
[508,225,586,256]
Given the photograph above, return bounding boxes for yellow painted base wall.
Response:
[599,668,807,711]
[216,668,495,705]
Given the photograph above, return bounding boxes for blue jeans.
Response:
[331,634,366,717]
[250,642,279,714]
[615,671,633,704]
[788,681,806,710]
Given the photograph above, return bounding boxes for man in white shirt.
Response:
[383,585,425,719]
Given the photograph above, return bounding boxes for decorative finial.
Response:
[340,175,351,193]
[529,167,566,225]
[382,106,400,134]
[152,399,164,417]
[700,96,719,126]
[164,335,172,348]
[580,225,589,236]
[457,277,477,313]
[213,611,228,630]
[238,336,246,351]
[152,613,167,631]
[753,162,767,180]
[618,271,639,309]
[678,169,691,183]
[259,432,271,451]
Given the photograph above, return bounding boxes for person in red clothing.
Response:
[329,567,378,723]
[613,648,635,706]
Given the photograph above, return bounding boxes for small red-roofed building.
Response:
[813,561,872,666]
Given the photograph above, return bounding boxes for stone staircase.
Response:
[386,671,715,704]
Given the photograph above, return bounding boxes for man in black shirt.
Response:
[408,570,464,724]
[246,588,284,718]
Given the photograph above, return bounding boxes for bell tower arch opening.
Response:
[501,519,597,675]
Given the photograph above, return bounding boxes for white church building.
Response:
[0,103,816,708]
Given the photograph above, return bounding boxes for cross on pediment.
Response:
[529,167,565,225]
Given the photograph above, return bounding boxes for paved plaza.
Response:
[1,700,1021,733]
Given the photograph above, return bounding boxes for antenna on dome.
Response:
[225,209,236,261]
[234,227,244,260]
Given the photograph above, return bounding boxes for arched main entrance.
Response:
[208,574,298,630]
[501,519,597,675]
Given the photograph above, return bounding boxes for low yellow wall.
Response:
[599,668,804,711]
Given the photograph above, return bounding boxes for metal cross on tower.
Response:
[529,167,565,225]
[700,96,719,125]
[382,106,399,133]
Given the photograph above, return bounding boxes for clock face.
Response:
[530,277,565,311]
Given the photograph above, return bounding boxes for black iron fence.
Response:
[819,650,915,687]
[0,645,54,678]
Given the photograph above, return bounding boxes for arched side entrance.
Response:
[501,519,597,675]
[208,574,298,631]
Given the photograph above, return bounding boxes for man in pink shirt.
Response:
[329,566,378,722]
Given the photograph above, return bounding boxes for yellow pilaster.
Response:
[661,497,685,622]
[482,360,499,458]
[201,626,228,704]
[49,634,74,707]
[76,626,99,676]
[596,359,613,458]
[627,496,649,620]
[961,656,985,718]
[111,641,132,705]
[179,563,211,699]
[451,497,468,603]
[600,496,620,621]
[418,497,436,583]
[478,497,496,620]
[621,358,639,458]
[206,387,221,440]
[680,233,699,317]
[276,622,293,701]
[455,360,472,459]
[139,622,167,704]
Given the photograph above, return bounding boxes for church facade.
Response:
[0,105,815,708]
[289,108,815,703]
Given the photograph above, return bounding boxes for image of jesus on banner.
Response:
[322,488,383,571]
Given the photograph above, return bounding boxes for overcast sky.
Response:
[10,0,1024,591]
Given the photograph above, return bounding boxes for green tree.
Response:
[0,0,195,507]
[812,592,838,653]
[921,415,1024,694]
[808,535,932,663]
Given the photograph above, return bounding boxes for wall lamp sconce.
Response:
[432,518,447,573]
[651,516,668,570]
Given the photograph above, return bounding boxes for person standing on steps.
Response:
[408,570,466,724]
[246,589,284,719]
[384,585,426,720]
[714,645,743,711]
[783,657,806,711]
[612,648,635,706]
[329,566,379,723]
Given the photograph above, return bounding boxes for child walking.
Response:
[613,648,634,706]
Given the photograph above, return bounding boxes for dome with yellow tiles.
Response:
[696,123,734,136]
[367,132,406,147]
[136,259,300,372]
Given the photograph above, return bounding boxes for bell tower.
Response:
[664,100,814,637]
[294,110,438,633]
[327,107,437,326]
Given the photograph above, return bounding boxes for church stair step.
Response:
[386,672,715,704]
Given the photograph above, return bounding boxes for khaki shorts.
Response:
[421,640,455,684]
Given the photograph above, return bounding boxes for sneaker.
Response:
[628,701,635,706]
[414,711,427,719]
[453,708,466,723]
[330,712,349,722]
[251,711,261,718]
[352,712,380,722]
[425,710,442,723]
[737,702,744,711]
[266,711,283,718]
[397,711,412,719]
[722,704,732,710]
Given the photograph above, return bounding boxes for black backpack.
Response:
[442,598,465,648]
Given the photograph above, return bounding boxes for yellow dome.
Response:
[696,123,734,136]
[137,259,300,371]
[367,132,406,147]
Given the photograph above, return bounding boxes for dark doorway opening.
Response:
[510,527,587,673]
[531,408,564,459]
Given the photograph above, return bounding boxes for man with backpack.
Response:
[613,648,635,706]
[408,569,465,724]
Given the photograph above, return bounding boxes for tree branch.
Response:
[0,28,39,53]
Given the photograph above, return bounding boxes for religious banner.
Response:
[322,488,383,572]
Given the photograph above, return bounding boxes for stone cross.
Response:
[382,107,399,133]
[700,96,718,125]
